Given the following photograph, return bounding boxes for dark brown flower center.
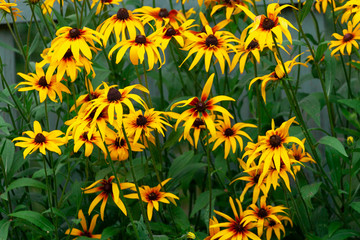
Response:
[136,115,148,126]
[80,231,92,237]
[294,154,300,161]
[224,128,234,137]
[85,92,100,102]
[69,28,81,38]
[269,134,282,148]
[258,208,268,218]
[114,137,126,147]
[224,0,231,4]
[34,133,46,143]
[231,221,245,233]
[195,101,207,112]
[262,18,275,30]
[107,88,122,102]
[103,182,112,194]
[269,220,276,227]
[82,132,90,141]
[117,8,129,20]
[158,8,169,18]
[343,33,354,42]
[193,118,205,128]
[165,27,177,37]
[147,192,158,200]
[63,49,73,59]
[205,34,218,47]
[38,76,48,87]
[253,174,260,184]
[101,0,111,3]
[246,39,259,50]
[200,26,206,33]
[135,35,147,44]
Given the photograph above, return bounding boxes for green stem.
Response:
[142,62,153,108]
[158,64,165,109]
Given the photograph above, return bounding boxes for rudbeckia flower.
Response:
[211,0,253,20]
[245,117,304,178]
[108,31,165,71]
[16,64,70,103]
[210,197,260,240]
[72,129,107,157]
[335,0,360,25]
[231,38,261,74]
[177,0,203,6]
[70,79,104,113]
[190,12,231,36]
[123,108,172,144]
[40,48,95,82]
[263,215,292,240]
[0,0,16,13]
[243,196,287,237]
[97,8,144,46]
[209,115,256,159]
[238,3,297,50]
[204,216,220,240]
[288,139,315,174]
[87,82,149,125]
[134,6,186,29]
[181,25,237,74]
[49,26,102,62]
[41,0,59,14]
[91,0,122,15]
[329,21,360,56]
[105,128,144,161]
[249,53,307,104]
[13,121,65,158]
[264,157,297,191]
[171,73,235,138]
[314,0,335,14]
[178,117,207,149]
[65,210,101,239]
[124,178,179,221]
[83,176,134,220]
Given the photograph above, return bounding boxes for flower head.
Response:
[329,21,360,56]
[91,0,122,15]
[335,0,360,25]
[72,128,107,157]
[65,210,101,239]
[124,178,179,221]
[171,73,235,138]
[178,116,207,149]
[13,121,65,158]
[0,0,16,13]
[211,0,253,19]
[314,0,335,14]
[83,176,134,220]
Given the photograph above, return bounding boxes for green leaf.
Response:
[9,211,55,232]
[318,136,348,157]
[153,235,169,240]
[299,0,314,23]
[300,182,322,209]
[7,178,47,191]
[0,219,11,240]
[100,226,121,240]
[0,41,20,54]
[0,138,14,173]
[315,41,330,62]
[190,189,223,217]
[350,201,360,214]
[338,99,360,115]
[171,206,190,231]
[299,93,321,126]
[328,229,360,240]
[168,151,194,178]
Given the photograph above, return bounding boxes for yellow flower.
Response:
[243,196,287,237]
[314,0,335,14]
[181,25,237,74]
[329,21,360,56]
[16,63,70,103]
[123,108,172,144]
[41,0,59,14]
[178,116,207,149]
[87,82,148,125]
[49,26,102,62]
[108,31,165,71]
[186,232,196,239]
[105,128,144,161]
[134,6,186,29]
[70,78,104,113]
[82,176,134,220]
[171,73,235,138]
[210,197,260,240]
[209,115,256,159]
[335,0,360,25]
[91,0,122,15]
[124,178,179,221]
[238,3,297,50]
[211,0,253,20]
[0,0,16,13]
[347,136,354,146]
[11,6,22,21]
[204,216,220,240]
[231,38,261,74]
[72,128,107,157]
[192,12,231,36]
[65,210,101,239]
[245,117,304,178]
[288,138,315,174]
[13,121,65,158]
[249,53,307,104]
[264,215,292,240]
[97,8,144,47]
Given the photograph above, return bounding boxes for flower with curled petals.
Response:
[335,0,360,25]
[264,215,292,240]
[0,0,16,13]
[83,176,134,220]
[91,0,122,15]
[72,129,107,157]
[211,0,253,20]
[97,8,144,47]
[65,210,101,239]
[314,0,335,14]
[178,117,207,149]
[124,178,179,221]
[13,121,65,158]
[211,197,260,240]
[171,73,235,138]
[329,21,360,56]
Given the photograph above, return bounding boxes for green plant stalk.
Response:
[28,4,48,47]
[58,162,73,208]
[169,43,190,95]
[121,126,154,240]
[38,5,55,38]
[289,0,336,137]
[253,59,262,135]
[145,137,163,185]
[206,132,212,223]
[158,64,165,109]
[142,62,153,108]
[73,0,80,28]
[294,178,312,231]
[0,156,12,214]
[169,0,174,9]
[134,65,151,107]
[4,19,27,63]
